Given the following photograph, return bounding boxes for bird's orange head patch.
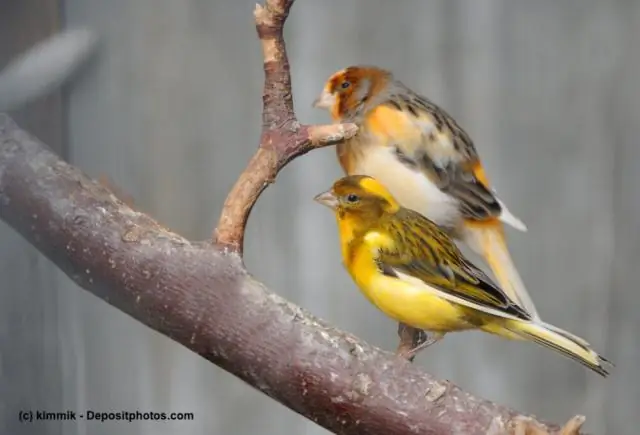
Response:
[313,66,392,121]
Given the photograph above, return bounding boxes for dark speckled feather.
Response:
[375,208,531,320]
[382,81,504,221]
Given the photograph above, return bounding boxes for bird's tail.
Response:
[464,222,540,319]
[501,319,612,377]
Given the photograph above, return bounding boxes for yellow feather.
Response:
[316,175,612,377]
[348,230,474,332]
[358,177,400,210]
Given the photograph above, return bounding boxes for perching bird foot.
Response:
[395,323,443,361]
[396,323,428,362]
[512,414,585,435]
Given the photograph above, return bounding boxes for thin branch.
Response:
[255,0,296,129]
[214,122,356,254]
[213,0,357,253]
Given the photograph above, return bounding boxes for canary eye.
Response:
[346,193,359,203]
[341,81,350,89]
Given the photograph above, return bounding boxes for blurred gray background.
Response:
[1,0,639,434]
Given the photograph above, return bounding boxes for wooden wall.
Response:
[0,1,64,434]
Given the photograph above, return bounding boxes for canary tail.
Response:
[496,198,527,232]
[464,223,540,319]
[502,320,611,377]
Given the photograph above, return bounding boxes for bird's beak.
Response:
[312,90,335,109]
[313,189,339,209]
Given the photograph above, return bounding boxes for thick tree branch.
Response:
[0,114,583,435]
[0,1,588,434]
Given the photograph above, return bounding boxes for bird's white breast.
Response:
[352,146,460,227]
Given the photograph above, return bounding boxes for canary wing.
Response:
[374,208,531,321]
[378,82,525,229]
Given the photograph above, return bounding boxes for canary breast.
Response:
[339,105,461,228]
[345,233,473,333]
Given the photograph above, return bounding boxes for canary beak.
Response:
[312,90,335,109]
[313,190,339,209]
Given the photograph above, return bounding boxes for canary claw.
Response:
[395,325,444,361]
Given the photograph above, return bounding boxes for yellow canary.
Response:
[313,66,538,319]
[314,175,611,377]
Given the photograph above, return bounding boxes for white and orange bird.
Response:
[313,65,540,322]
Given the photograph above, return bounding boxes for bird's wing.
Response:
[372,208,531,321]
[381,83,507,223]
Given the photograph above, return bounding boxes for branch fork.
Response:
[214,0,356,253]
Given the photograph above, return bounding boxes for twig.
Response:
[213,0,357,253]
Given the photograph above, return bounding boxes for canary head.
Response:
[312,66,392,121]
[314,175,400,221]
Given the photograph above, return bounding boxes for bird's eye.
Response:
[341,81,350,89]
[346,193,359,203]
